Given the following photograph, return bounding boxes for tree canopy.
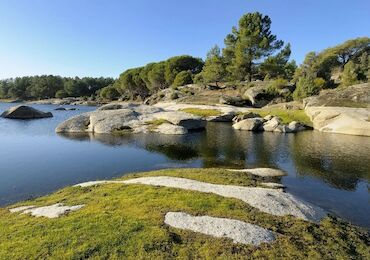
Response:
[0,76,114,100]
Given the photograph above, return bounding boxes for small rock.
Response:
[262,117,281,131]
[54,107,67,111]
[232,112,260,123]
[232,118,264,131]
[263,115,274,121]
[287,121,306,132]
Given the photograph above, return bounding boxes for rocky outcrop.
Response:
[219,95,251,107]
[303,83,370,108]
[154,102,251,122]
[56,103,206,135]
[1,105,53,119]
[232,114,308,133]
[243,85,268,107]
[305,106,370,136]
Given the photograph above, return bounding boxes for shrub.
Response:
[270,78,288,89]
[293,77,321,100]
[173,71,193,87]
[340,61,359,87]
[313,77,326,88]
[55,90,68,99]
[100,86,120,100]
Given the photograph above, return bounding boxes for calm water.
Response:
[0,102,369,228]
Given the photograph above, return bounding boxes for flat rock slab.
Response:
[227,168,287,177]
[123,176,326,222]
[9,205,36,213]
[74,180,124,187]
[260,182,286,189]
[165,212,275,246]
[9,203,84,218]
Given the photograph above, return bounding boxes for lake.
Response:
[0,102,369,228]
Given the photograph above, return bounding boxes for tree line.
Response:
[1,12,369,101]
[0,76,114,100]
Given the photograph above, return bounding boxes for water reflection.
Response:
[290,132,370,190]
[58,123,370,190]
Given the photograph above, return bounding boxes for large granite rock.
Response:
[305,106,370,136]
[232,118,264,131]
[56,103,206,135]
[243,85,267,107]
[219,95,251,107]
[1,105,53,119]
[303,83,370,108]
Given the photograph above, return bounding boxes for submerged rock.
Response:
[1,105,53,119]
[164,212,275,246]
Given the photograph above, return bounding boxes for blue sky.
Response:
[0,0,369,79]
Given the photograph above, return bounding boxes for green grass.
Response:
[180,108,222,117]
[0,168,368,259]
[145,118,171,126]
[251,108,313,127]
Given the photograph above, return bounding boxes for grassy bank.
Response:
[180,108,222,117]
[251,108,313,127]
[0,168,368,259]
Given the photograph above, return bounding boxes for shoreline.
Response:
[1,168,368,258]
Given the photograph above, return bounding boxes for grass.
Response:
[251,108,313,127]
[145,118,171,126]
[180,108,222,117]
[0,168,369,259]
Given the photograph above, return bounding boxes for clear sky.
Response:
[0,0,369,79]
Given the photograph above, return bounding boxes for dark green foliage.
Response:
[173,71,193,86]
[55,89,68,99]
[294,37,370,88]
[148,62,166,91]
[223,12,286,81]
[114,55,203,99]
[0,76,114,100]
[340,61,359,87]
[201,45,227,84]
[164,55,204,85]
[259,44,297,80]
[293,77,321,100]
[99,85,120,100]
[114,68,149,100]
